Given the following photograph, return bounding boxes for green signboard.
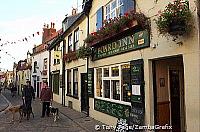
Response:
[93,30,149,60]
[94,98,131,119]
[88,68,94,97]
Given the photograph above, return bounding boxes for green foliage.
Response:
[155,0,192,36]
[84,10,150,44]
[76,45,93,59]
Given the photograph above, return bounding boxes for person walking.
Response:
[22,81,35,120]
[40,81,53,118]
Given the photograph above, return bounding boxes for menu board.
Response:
[127,103,144,126]
[88,68,94,97]
[130,59,144,103]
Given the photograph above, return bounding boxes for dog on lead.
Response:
[5,104,34,122]
[5,105,24,122]
[50,105,59,122]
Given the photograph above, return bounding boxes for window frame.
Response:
[73,68,78,97]
[95,63,131,106]
[43,58,48,70]
[67,69,72,95]
[105,0,124,20]
[68,34,73,52]
[74,28,79,51]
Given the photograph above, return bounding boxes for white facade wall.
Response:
[31,50,49,98]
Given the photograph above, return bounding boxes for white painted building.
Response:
[31,44,49,98]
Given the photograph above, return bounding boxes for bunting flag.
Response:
[0,30,41,47]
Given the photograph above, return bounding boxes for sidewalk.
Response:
[0,94,9,112]
[52,101,108,132]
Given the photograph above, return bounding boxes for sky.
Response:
[0,0,83,71]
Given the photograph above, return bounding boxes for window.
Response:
[22,71,24,79]
[105,0,123,20]
[105,0,134,20]
[33,61,37,73]
[43,58,47,70]
[103,80,110,98]
[67,70,71,95]
[68,34,73,52]
[74,28,79,51]
[121,64,131,102]
[57,59,60,64]
[96,68,102,97]
[54,59,56,65]
[96,7,103,30]
[103,68,109,77]
[73,69,78,97]
[95,63,131,102]
[111,66,119,76]
[112,80,120,100]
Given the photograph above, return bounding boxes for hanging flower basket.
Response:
[168,21,186,35]
[63,51,78,62]
[76,45,93,59]
[155,0,192,37]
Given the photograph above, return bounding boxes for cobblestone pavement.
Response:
[0,90,109,132]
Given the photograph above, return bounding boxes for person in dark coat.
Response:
[22,81,35,120]
[40,81,53,118]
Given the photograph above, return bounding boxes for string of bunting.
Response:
[0,31,40,47]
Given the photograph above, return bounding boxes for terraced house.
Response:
[77,0,199,132]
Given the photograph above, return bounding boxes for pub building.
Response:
[82,0,200,132]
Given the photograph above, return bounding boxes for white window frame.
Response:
[68,34,73,52]
[105,0,124,20]
[94,63,131,106]
[74,28,79,51]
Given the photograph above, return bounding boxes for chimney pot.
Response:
[72,8,77,15]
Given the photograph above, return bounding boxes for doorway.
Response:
[153,56,185,132]
[81,73,89,114]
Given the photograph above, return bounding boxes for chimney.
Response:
[42,22,56,43]
[72,8,77,15]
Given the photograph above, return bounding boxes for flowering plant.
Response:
[63,51,78,62]
[76,45,93,59]
[155,0,192,36]
[84,10,150,44]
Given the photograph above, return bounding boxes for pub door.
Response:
[153,56,185,132]
[81,73,89,114]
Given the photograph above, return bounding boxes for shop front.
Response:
[88,30,149,125]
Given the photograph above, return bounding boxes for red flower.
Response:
[124,12,129,17]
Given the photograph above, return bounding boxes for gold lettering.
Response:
[98,47,102,54]
[102,45,108,53]
[128,35,134,44]
[121,37,128,47]
[108,44,112,51]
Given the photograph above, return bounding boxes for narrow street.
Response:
[0,90,107,132]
